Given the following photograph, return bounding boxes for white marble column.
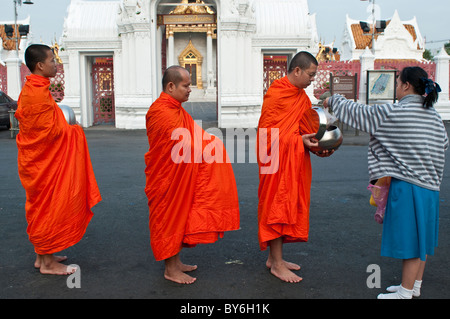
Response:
[206,25,215,91]
[167,27,175,67]
[358,47,375,103]
[434,47,450,120]
[5,56,22,100]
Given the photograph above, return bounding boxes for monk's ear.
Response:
[167,81,177,93]
[35,61,45,72]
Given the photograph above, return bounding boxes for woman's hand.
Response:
[323,97,330,109]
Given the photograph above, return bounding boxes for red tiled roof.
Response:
[0,25,23,50]
[351,21,418,49]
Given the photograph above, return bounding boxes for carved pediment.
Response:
[170,0,215,15]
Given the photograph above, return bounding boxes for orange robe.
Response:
[257,76,316,251]
[15,74,101,255]
[144,92,240,261]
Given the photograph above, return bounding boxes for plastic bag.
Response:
[367,177,391,224]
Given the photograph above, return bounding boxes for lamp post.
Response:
[13,0,33,57]
[370,0,376,54]
[361,0,376,54]
[9,0,33,96]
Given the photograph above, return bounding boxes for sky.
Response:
[0,0,449,54]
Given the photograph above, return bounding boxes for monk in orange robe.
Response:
[257,52,332,283]
[15,44,101,275]
[144,66,240,284]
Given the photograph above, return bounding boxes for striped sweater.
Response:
[329,94,449,191]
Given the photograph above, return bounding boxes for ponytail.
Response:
[421,78,441,108]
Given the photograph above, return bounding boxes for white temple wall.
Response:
[60,0,320,129]
[218,20,261,128]
[59,50,81,120]
[115,23,153,129]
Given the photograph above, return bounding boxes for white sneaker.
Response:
[377,285,413,299]
[386,281,421,297]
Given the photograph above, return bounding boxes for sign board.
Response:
[158,14,216,25]
[330,74,358,101]
[366,70,397,103]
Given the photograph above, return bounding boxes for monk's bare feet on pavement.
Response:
[164,268,197,284]
[269,261,303,283]
[266,238,302,283]
[178,261,197,273]
[266,257,301,271]
[164,253,197,284]
[34,254,67,269]
[37,254,77,275]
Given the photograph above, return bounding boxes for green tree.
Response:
[423,49,433,61]
[445,41,450,55]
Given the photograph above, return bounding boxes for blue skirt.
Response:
[380,178,439,261]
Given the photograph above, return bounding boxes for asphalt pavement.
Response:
[1,115,449,304]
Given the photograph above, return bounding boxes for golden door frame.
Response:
[178,40,203,89]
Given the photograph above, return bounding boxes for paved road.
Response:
[1,119,449,303]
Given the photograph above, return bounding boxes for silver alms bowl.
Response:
[58,104,76,125]
[310,125,343,152]
[311,106,328,141]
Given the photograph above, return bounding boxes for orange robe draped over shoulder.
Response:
[144,92,240,261]
[257,76,316,251]
[15,74,102,255]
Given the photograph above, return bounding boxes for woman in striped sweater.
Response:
[324,66,449,299]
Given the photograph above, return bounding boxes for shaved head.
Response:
[288,51,318,73]
[162,65,189,91]
[162,65,191,102]
[25,44,53,72]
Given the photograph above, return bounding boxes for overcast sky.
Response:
[1,0,448,54]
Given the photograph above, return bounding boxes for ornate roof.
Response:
[0,17,30,51]
[170,0,215,15]
[342,10,424,61]
[350,19,419,50]
[253,0,318,40]
[62,0,120,40]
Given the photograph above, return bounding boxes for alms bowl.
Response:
[58,104,76,125]
[311,107,328,141]
[310,125,343,153]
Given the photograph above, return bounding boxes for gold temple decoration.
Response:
[316,42,341,62]
[158,0,217,37]
[158,1,217,88]
[178,40,203,89]
[51,41,63,64]
[170,0,215,15]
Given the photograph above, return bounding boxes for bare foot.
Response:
[164,269,197,284]
[266,259,301,271]
[40,264,77,276]
[269,262,303,283]
[177,261,197,273]
[164,253,197,284]
[34,255,67,269]
[39,255,77,276]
